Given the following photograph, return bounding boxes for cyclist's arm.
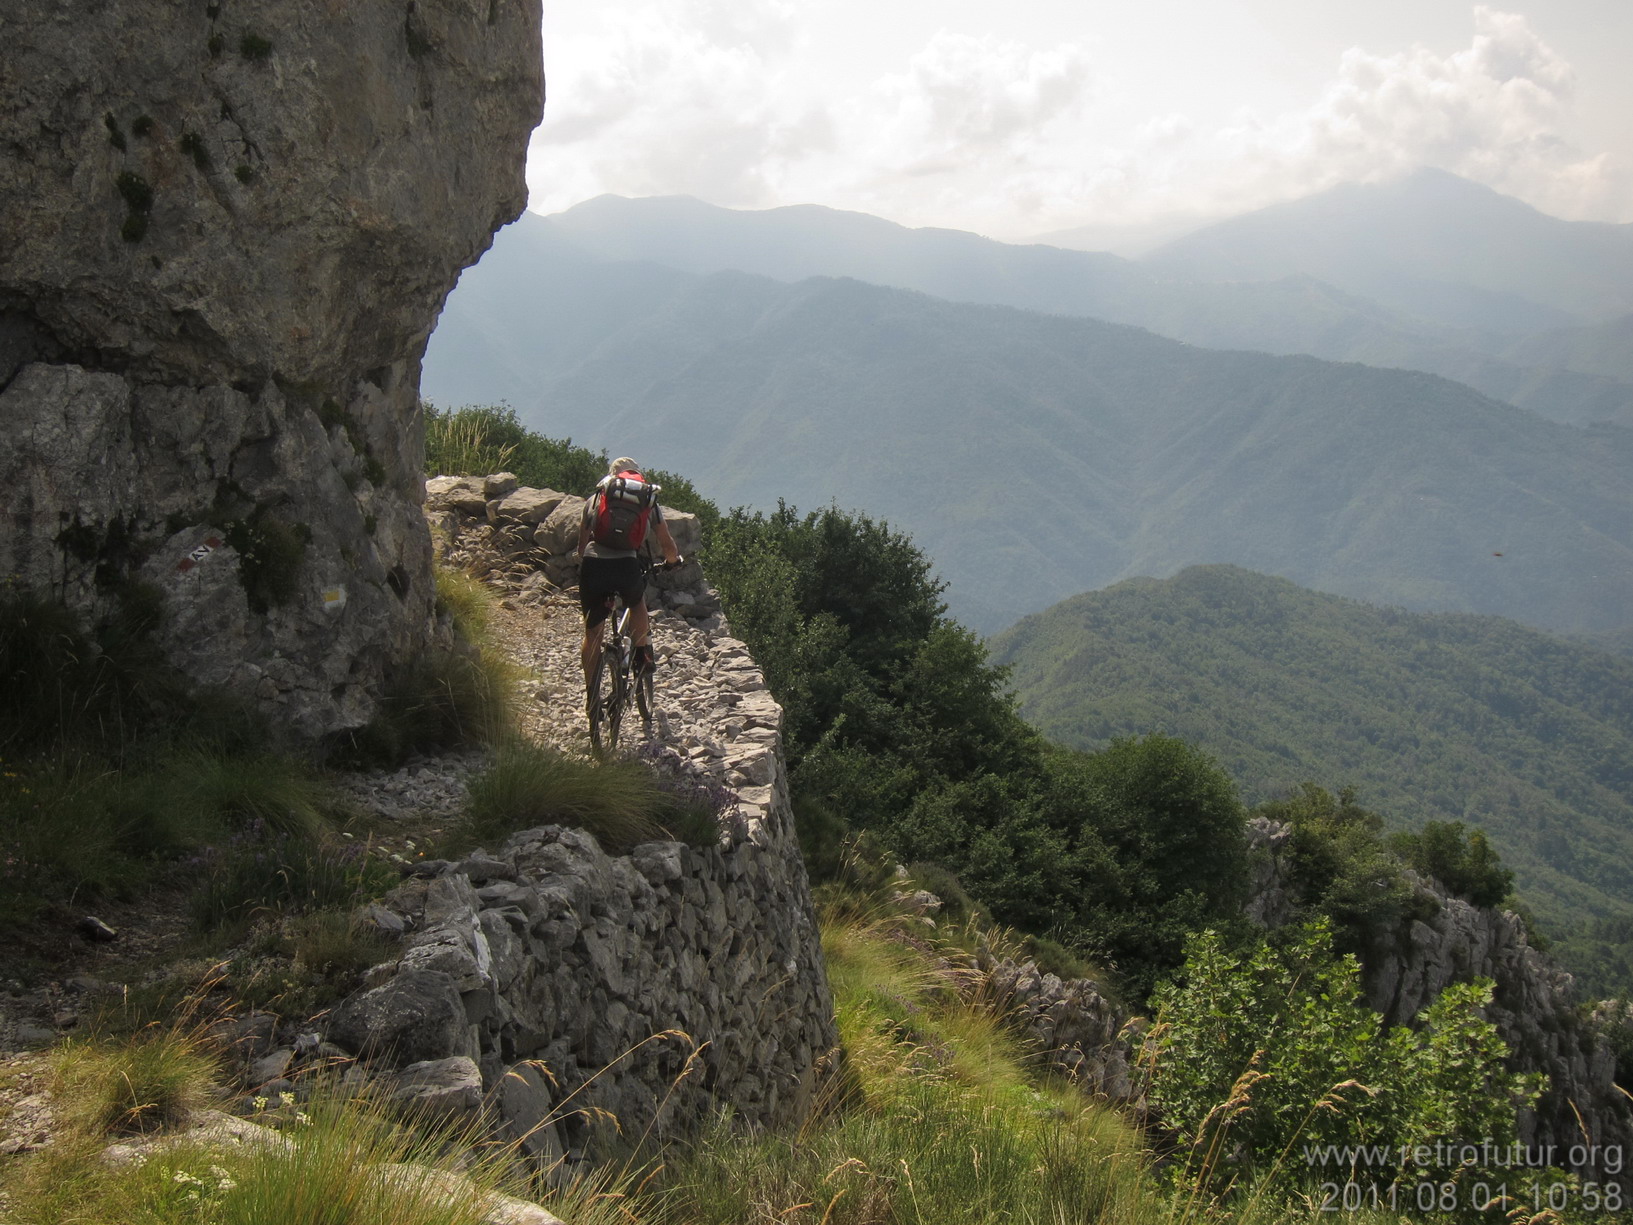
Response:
[653,514,680,566]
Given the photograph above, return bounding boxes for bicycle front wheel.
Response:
[588,648,627,754]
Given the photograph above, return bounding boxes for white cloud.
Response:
[528,0,817,211]
[1289,7,1611,212]
[525,5,1630,235]
[780,31,1096,229]
[1019,6,1627,233]
[857,31,1092,170]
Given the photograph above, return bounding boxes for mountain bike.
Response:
[585,559,678,753]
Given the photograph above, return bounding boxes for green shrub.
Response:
[1149,920,1544,1202]
[115,170,153,213]
[1389,820,1514,908]
[423,403,720,531]
[1021,934,1096,982]
[1258,783,1424,951]
[178,130,210,170]
[903,860,986,928]
[224,513,311,614]
[790,793,849,883]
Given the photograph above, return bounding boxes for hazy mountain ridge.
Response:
[495,184,1633,428]
[426,236,1633,635]
[1499,313,1633,385]
[988,565,1633,965]
[1144,169,1633,329]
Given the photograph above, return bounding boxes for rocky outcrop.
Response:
[1363,882,1629,1180]
[425,472,719,620]
[980,955,1142,1104]
[1246,820,1631,1183]
[0,1,543,736]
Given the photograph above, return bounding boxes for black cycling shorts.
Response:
[579,556,646,628]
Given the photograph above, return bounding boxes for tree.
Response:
[1076,734,1247,920]
[1034,738,1249,999]
[1390,820,1514,908]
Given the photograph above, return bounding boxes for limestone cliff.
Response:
[0,0,542,735]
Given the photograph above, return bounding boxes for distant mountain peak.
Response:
[1144,168,1633,328]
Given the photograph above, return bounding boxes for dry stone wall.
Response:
[979,954,1142,1105]
[0,1,542,736]
[329,482,837,1162]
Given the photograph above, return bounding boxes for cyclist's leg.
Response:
[579,559,617,697]
[582,613,606,692]
[623,563,656,670]
[629,599,655,670]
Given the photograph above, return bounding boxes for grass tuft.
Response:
[190,832,396,931]
[52,1027,217,1137]
[0,588,178,756]
[1,745,338,932]
[346,648,517,764]
[652,892,1156,1225]
[338,567,518,765]
[460,738,668,854]
[169,748,333,839]
[433,567,494,641]
[3,1077,530,1225]
[425,408,519,479]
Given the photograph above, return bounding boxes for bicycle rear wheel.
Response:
[634,663,654,740]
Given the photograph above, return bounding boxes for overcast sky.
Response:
[525,0,1633,243]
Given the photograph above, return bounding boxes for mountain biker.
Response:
[576,456,681,693]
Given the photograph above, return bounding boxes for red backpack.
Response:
[591,472,658,550]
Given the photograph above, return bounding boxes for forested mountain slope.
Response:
[426,247,1633,637]
[990,565,1633,956]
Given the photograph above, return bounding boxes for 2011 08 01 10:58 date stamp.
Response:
[1319,1179,1625,1213]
